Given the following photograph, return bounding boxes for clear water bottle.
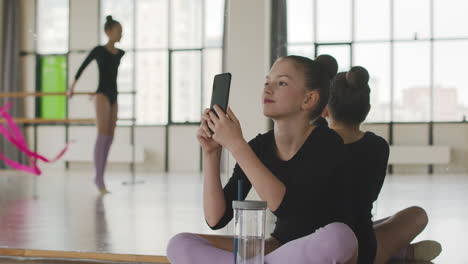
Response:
[233,200,267,264]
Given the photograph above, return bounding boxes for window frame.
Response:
[98,0,225,126]
[285,0,468,124]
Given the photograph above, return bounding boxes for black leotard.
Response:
[314,117,390,263]
[343,131,389,264]
[75,46,125,104]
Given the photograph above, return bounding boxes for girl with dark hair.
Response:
[67,15,125,194]
[322,66,442,263]
[166,55,359,264]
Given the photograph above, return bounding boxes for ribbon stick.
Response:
[0,102,71,175]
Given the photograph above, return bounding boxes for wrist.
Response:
[203,148,222,158]
[228,138,248,156]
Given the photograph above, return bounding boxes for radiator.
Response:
[388,146,450,165]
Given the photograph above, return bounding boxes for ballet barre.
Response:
[0,118,96,124]
[0,92,96,98]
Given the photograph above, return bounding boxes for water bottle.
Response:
[233,200,267,264]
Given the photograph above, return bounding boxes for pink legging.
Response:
[167,222,357,264]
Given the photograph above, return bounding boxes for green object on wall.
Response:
[41,56,67,119]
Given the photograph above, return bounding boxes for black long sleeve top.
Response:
[209,126,354,245]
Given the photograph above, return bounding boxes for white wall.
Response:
[38,124,193,173]
[20,0,35,53]
[19,0,35,119]
[45,125,195,173]
[221,1,272,219]
[433,124,468,174]
[224,0,270,142]
[169,126,200,172]
[393,124,430,174]
[135,126,166,171]
[363,123,468,174]
[223,0,271,179]
[37,126,66,169]
[70,0,99,51]
[0,0,4,86]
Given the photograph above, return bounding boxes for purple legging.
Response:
[167,222,357,264]
[94,134,113,189]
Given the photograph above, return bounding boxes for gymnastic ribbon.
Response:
[0,102,71,175]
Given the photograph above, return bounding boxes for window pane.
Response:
[434,41,468,121]
[37,0,69,54]
[171,0,202,49]
[136,51,168,125]
[316,0,351,42]
[68,52,96,119]
[203,49,222,109]
[434,0,468,38]
[287,45,314,58]
[354,43,391,122]
[287,0,313,44]
[101,0,134,49]
[393,42,430,122]
[118,52,134,92]
[317,45,350,71]
[41,56,67,119]
[117,93,133,125]
[394,0,430,39]
[136,0,168,49]
[355,0,390,41]
[171,51,201,123]
[205,0,225,47]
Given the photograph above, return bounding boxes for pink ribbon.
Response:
[0,102,71,175]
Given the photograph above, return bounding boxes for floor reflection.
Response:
[0,170,465,263]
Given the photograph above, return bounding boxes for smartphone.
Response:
[210,73,232,116]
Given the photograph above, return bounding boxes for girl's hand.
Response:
[197,108,222,154]
[67,81,76,98]
[66,89,74,98]
[208,106,245,152]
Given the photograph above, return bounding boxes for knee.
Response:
[407,206,429,229]
[323,222,358,245]
[166,233,199,262]
[319,223,358,263]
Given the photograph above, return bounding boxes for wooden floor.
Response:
[0,169,225,263]
[375,174,467,264]
[0,169,465,263]
[0,256,155,264]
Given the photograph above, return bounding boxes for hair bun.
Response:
[106,15,113,22]
[315,54,338,80]
[346,66,369,88]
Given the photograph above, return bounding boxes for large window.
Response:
[316,0,351,42]
[37,0,69,120]
[433,41,468,122]
[353,43,391,122]
[40,56,67,119]
[37,0,69,54]
[100,0,225,125]
[286,0,468,123]
[393,42,431,122]
[30,0,224,125]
